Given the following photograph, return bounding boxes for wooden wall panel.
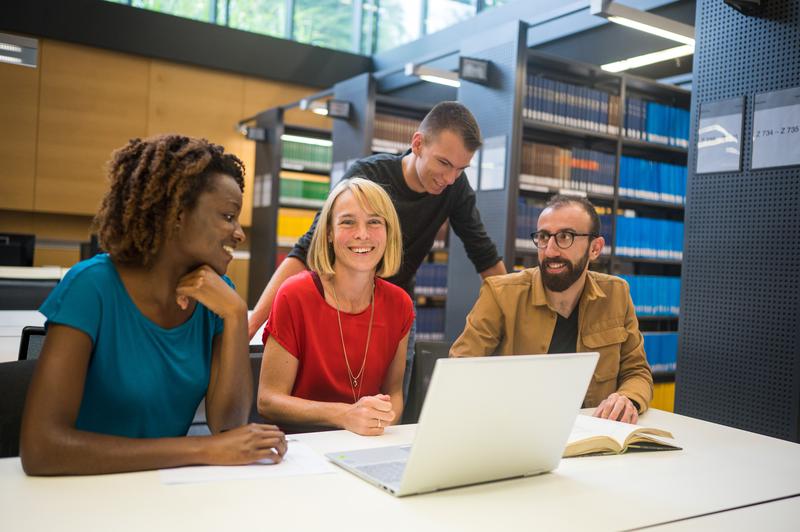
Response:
[34,247,80,268]
[0,61,39,211]
[0,210,91,242]
[35,40,149,215]
[147,61,251,224]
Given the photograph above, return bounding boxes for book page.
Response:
[567,415,642,448]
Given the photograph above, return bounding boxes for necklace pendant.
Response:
[353,378,359,387]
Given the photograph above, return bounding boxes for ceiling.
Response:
[533,1,696,83]
[373,0,698,93]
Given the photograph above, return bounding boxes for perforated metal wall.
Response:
[676,0,800,441]
[446,21,526,341]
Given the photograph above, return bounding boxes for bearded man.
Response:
[450,195,653,422]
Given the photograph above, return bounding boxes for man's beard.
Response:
[540,250,590,292]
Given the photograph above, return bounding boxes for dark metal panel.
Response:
[384,82,458,106]
[247,109,284,308]
[331,73,375,180]
[676,0,800,442]
[3,0,371,89]
[445,20,527,342]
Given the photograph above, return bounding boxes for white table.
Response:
[2,409,799,531]
[646,495,800,531]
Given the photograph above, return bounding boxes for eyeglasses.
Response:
[530,230,597,250]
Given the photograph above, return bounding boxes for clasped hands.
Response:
[341,394,396,436]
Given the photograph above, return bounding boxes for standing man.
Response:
[249,101,506,398]
[450,195,653,422]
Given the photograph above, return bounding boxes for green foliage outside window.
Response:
[226,0,285,38]
[293,0,352,51]
[103,0,514,54]
[132,0,212,22]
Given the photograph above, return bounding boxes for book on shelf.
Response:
[415,263,448,296]
[624,97,689,148]
[519,142,615,196]
[282,139,332,172]
[564,414,680,457]
[372,114,418,153]
[277,208,317,246]
[619,156,686,205]
[415,307,446,340]
[615,215,684,260]
[279,170,330,207]
[525,75,620,135]
[643,332,678,374]
[619,274,681,317]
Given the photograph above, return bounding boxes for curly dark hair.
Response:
[92,134,245,267]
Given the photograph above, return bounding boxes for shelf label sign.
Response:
[466,148,480,190]
[752,87,800,169]
[253,173,272,208]
[696,97,743,174]
[330,161,346,188]
[479,135,506,191]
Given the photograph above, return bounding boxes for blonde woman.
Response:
[258,178,412,436]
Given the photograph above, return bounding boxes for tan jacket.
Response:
[450,268,653,412]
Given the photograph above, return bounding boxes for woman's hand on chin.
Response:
[176,265,246,320]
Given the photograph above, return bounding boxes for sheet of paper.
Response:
[159,441,336,485]
[479,135,506,191]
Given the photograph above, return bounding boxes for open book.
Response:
[564,414,681,457]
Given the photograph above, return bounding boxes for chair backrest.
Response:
[18,326,46,361]
[0,359,38,458]
[402,341,452,424]
[0,279,58,310]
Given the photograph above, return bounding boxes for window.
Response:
[376,0,422,53]
[293,0,353,52]
[483,0,510,8]
[226,0,285,38]
[425,0,476,35]
[132,0,213,23]
[104,0,503,55]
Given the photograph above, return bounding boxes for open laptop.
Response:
[326,352,599,497]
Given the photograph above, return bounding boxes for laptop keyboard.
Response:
[356,460,406,484]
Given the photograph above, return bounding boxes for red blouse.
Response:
[264,271,414,403]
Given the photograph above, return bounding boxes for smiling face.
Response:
[410,129,474,195]
[328,189,387,276]
[537,203,603,292]
[175,173,245,276]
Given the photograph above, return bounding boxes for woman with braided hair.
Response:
[20,134,287,475]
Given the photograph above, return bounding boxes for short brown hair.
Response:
[308,177,402,278]
[419,101,482,152]
[544,194,601,236]
[93,134,245,267]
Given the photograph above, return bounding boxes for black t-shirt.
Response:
[547,307,579,354]
[287,151,501,295]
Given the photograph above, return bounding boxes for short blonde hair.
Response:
[308,177,402,278]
